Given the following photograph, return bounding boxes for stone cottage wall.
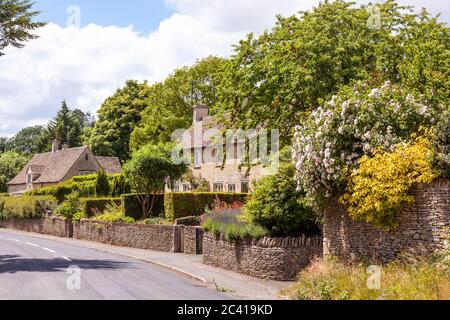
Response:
[203,233,323,281]
[323,179,450,264]
[184,226,204,255]
[73,219,183,252]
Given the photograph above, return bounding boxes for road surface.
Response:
[0,229,227,300]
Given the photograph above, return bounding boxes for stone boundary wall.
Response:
[184,226,204,255]
[203,233,323,281]
[73,220,183,253]
[0,217,72,238]
[323,179,450,264]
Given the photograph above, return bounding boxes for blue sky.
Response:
[34,0,174,34]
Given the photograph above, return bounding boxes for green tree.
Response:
[218,0,449,144]
[0,0,46,56]
[6,125,49,154]
[130,56,227,150]
[88,80,151,161]
[123,143,187,218]
[0,151,30,192]
[95,167,110,197]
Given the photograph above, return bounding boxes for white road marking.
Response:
[42,247,56,254]
[62,256,72,262]
[25,242,40,247]
[7,238,21,242]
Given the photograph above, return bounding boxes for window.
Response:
[85,154,89,161]
[194,149,202,167]
[213,183,224,192]
[79,171,95,176]
[241,181,249,193]
[183,184,191,192]
[174,185,180,193]
[228,184,236,193]
[26,173,33,185]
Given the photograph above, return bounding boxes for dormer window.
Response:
[85,154,89,161]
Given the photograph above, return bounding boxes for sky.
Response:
[0,0,448,137]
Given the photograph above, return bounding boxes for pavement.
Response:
[0,228,291,300]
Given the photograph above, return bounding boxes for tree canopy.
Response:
[0,0,45,56]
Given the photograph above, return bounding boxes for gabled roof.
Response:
[7,146,122,186]
[96,156,122,174]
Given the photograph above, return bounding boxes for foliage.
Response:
[93,203,134,224]
[243,162,319,237]
[431,111,450,179]
[293,81,442,204]
[121,193,164,220]
[3,125,49,154]
[55,192,81,219]
[175,216,201,226]
[0,151,30,192]
[218,0,449,144]
[123,143,187,219]
[0,0,46,56]
[181,170,210,192]
[80,197,121,217]
[111,173,131,197]
[283,256,450,300]
[164,192,249,221]
[341,136,438,229]
[142,217,166,225]
[88,80,151,161]
[0,195,57,219]
[95,167,110,197]
[130,56,227,150]
[202,211,267,242]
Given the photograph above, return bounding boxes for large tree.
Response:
[130,56,227,151]
[88,80,152,161]
[5,125,49,154]
[217,0,449,145]
[0,151,30,192]
[0,0,45,56]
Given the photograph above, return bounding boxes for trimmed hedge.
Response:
[175,216,201,226]
[0,196,57,219]
[121,194,164,220]
[164,192,249,221]
[80,198,122,217]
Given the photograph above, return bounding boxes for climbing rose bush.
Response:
[292,81,441,203]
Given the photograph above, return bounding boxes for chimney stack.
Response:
[52,139,60,153]
[193,104,209,124]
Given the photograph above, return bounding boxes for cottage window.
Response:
[241,181,249,193]
[183,184,191,192]
[174,185,180,192]
[194,149,202,168]
[213,183,224,192]
[227,184,236,193]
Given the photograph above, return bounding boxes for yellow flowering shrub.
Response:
[341,136,438,229]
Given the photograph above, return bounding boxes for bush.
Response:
[1,196,57,219]
[80,197,122,217]
[95,167,110,197]
[175,216,201,226]
[164,192,249,221]
[93,203,135,224]
[121,194,164,220]
[111,174,131,197]
[432,111,450,179]
[55,192,81,219]
[341,136,438,229]
[243,163,319,237]
[142,217,166,225]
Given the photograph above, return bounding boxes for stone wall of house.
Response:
[203,233,323,281]
[0,217,72,238]
[323,179,450,264]
[73,220,183,253]
[184,226,204,255]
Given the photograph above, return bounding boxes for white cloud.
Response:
[0,0,447,137]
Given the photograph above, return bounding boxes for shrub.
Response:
[164,192,249,221]
[55,192,81,219]
[432,111,450,179]
[341,136,438,229]
[143,217,166,225]
[202,211,267,242]
[111,174,131,197]
[243,163,319,237]
[95,167,110,197]
[121,194,164,220]
[293,81,443,204]
[93,203,135,224]
[175,216,201,226]
[80,197,122,217]
[1,196,57,219]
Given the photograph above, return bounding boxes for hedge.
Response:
[80,198,122,217]
[121,194,164,220]
[0,196,57,219]
[164,192,249,221]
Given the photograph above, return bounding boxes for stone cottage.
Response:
[168,104,276,193]
[7,140,122,195]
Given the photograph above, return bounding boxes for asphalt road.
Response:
[0,229,226,300]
